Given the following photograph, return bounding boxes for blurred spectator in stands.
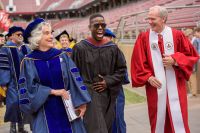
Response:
[72,14,127,133]
[0,26,30,133]
[131,6,198,133]
[104,28,129,133]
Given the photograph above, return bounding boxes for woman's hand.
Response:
[50,89,69,100]
[75,104,87,118]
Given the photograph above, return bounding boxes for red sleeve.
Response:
[171,30,199,80]
[131,32,153,87]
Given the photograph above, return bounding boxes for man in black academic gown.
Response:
[71,13,127,133]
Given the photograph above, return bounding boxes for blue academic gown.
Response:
[61,48,73,56]
[0,42,30,122]
[18,48,91,133]
[112,72,130,133]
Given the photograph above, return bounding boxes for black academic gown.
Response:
[71,39,127,133]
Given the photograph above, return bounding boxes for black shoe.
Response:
[18,129,28,133]
[18,123,28,133]
[10,123,17,133]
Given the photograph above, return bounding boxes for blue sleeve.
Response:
[0,48,11,85]
[193,39,200,54]
[122,71,130,85]
[25,45,32,54]
[18,59,51,114]
[63,55,91,108]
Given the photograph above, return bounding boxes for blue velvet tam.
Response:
[104,28,116,38]
[23,18,45,44]
[8,26,24,36]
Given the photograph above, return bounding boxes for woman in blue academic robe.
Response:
[19,18,91,133]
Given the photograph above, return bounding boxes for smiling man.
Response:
[131,6,198,133]
[71,13,127,133]
[0,26,30,133]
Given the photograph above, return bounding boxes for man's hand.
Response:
[162,54,175,68]
[148,76,162,88]
[50,89,69,100]
[92,75,107,92]
[75,104,87,118]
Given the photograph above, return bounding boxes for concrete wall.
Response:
[118,44,134,79]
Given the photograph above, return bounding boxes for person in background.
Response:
[0,86,5,107]
[0,26,29,133]
[52,38,59,48]
[193,27,200,55]
[104,28,129,133]
[69,37,77,48]
[131,6,198,133]
[183,29,194,43]
[5,32,13,45]
[193,27,200,96]
[55,30,73,56]
[183,29,198,97]
[0,33,5,107]
[71,14,127,133]
[0,0,6,108]
[20,18,91,133]
[104,29,116,41]
[0,33,5,46]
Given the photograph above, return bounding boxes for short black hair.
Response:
[194,27,200,33]
[89,13,104,23]
[0,34,4,37]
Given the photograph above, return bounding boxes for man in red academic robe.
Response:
[131,6,198,133]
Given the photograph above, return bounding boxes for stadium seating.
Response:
[53,0,74,10]
[1,0,200,38]
[38,0,61,11]
[12,21,27,28]
[74,0,94,9]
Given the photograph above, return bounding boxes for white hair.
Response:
[28,22,51,50]
[149,6,168,23]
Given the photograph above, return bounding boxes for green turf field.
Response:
[124,88,146,105]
